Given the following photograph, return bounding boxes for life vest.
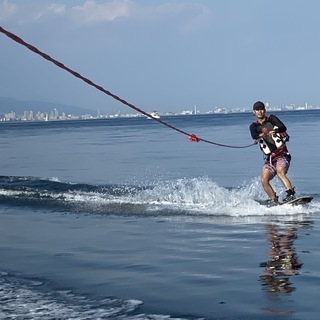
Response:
[255,121,290,155]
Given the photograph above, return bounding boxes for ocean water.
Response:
[1,110,320,320]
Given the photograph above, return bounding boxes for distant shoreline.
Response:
[1,107,319,124]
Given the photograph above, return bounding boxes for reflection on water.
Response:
[259,223,303,294]
[259,220,313,316]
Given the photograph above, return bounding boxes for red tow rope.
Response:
[0,26,254,149]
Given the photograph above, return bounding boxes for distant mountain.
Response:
[0,97,93,116]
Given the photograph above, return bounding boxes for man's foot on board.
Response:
[266,196,279,207]
[282,188,296,203]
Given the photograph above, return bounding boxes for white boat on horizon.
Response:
[147,111,160,119]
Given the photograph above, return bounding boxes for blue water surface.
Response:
[1,110,320,320]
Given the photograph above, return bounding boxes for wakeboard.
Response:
[255,196,313,207]
[281,196,313,206]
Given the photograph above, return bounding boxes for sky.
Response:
[1,0,320,114]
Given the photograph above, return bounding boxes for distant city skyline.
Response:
[1,1,320,114]
[1,101,319,122]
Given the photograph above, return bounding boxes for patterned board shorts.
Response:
[263,152,291,177]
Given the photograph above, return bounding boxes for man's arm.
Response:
[269,114,287,133]
[249,123,260,140]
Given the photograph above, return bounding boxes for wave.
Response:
[0,175,319,217]
[0,271,202,320]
